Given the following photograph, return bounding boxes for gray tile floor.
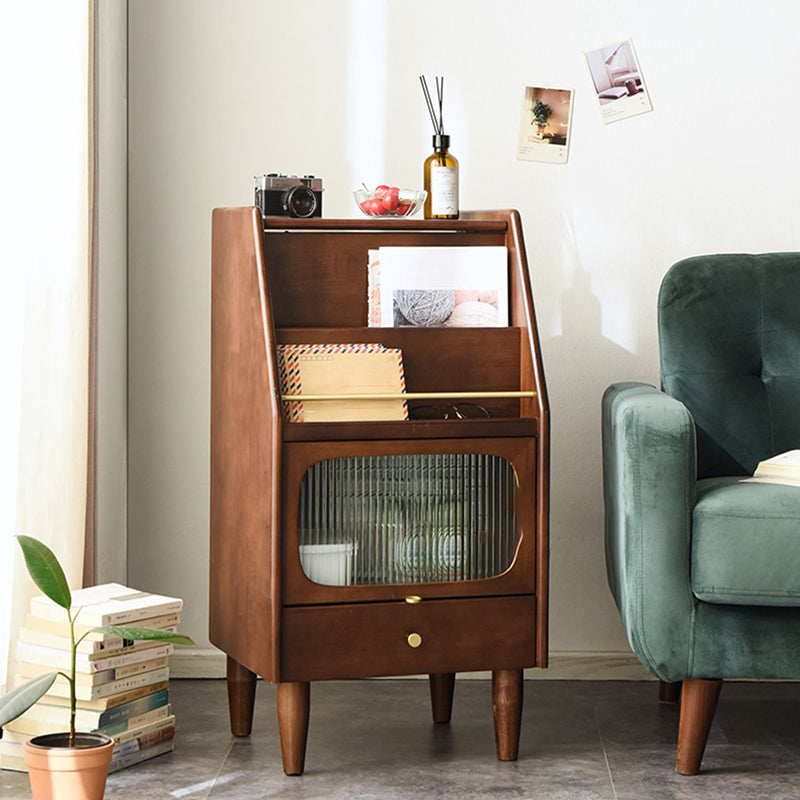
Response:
[3,679,799,799]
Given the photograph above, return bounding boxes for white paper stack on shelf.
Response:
[0,584,182,774]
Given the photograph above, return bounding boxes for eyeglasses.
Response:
[409,402,490,420]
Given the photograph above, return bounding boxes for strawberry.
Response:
[381,192,399,212]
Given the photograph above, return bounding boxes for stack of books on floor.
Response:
[0,583,183,774]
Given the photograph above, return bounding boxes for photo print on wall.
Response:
[585,38,653,124]
[517,86,574,163]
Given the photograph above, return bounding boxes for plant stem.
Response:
[68,607,77,746]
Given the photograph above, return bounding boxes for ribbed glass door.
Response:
[297,454,519,586]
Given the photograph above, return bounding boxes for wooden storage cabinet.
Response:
[210,208,549,775]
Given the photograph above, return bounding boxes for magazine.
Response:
[367,246,508,328]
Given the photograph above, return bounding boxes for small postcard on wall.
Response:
[585,38,652,124]
[516,86,574,163]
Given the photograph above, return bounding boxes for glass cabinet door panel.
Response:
[297,454,519,586]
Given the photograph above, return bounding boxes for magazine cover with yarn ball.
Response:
[367,246,508,328]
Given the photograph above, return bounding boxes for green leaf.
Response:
[16,536,72,610]
[94,626,196,647]
[0,672,58,729]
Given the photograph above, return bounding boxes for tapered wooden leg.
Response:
[676,678,722,775]
[492,668,523,761]
[277,681,310,776]
[429,673,456,723]
[226,656,257,736]
[659,680,681,704]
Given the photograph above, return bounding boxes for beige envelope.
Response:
[296,349,406,422]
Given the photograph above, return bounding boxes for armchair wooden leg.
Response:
[429,673,456,723]
[226,656,257,736]
[676,678,722,775]
[659,680,681,704]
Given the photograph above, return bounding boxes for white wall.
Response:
[127,0,800,673]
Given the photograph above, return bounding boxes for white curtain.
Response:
[0,2,93,689]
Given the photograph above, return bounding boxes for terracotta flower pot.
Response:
[23,732,114,800]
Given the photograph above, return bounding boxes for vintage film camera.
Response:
[254,173,323,218]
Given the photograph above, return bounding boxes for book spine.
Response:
[33,679,171,711]
[29,598,183,627]
[92,601,183,626]
[108,657,170,682]
[16,642,174,674]
[43,667,169,701]
[88,644,173,670]
[5,701,172,738]
[0,755,27,773]
[113,715,175,746]
[18,662,115,686]
[20,626,177,655]
[20,627,122,654]
[95,688,170,727]
[107,739,175,774]
[19,656,169,686]
[26,687,170,724]
[0,728,34,744]
[0,741,26,772]
[82,680,170,711]
[100,704,172,736]
[113,723,174,757]
[25,611,181,639]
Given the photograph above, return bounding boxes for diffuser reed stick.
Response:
[436,76,444,138]
[419,75,441,134]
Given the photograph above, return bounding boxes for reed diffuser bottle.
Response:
[420,76,459,219]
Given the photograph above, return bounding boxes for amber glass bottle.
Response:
[423,134,459,219]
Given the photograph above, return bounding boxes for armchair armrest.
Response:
[602,382,698,681]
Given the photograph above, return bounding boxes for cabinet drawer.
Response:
[282,595,536,682]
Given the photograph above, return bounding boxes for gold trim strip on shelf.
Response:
[280,390,537,401]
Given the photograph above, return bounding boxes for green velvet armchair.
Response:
[602,253,800,774]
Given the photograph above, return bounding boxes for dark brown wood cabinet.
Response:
[209,208,549,774]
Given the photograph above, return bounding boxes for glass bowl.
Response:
[354,188,427,218]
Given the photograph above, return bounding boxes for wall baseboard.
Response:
[169,648,654,681]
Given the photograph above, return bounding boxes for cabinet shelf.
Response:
[282,417,539,442]
[210,208,550,775]
[262,215,509,233]
[275,327,531,420]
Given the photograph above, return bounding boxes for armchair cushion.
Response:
[692,477,800,606]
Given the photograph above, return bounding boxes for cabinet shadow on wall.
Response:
[542,266,647,647]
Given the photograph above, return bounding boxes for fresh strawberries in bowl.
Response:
[354,185,426,218]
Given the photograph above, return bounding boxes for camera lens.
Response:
[282,185,318,218]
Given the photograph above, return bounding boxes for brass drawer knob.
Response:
[407,632,423,648]
[405,595,422,604]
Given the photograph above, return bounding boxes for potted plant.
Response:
[531,99,553,137]
[0,535,195,800]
